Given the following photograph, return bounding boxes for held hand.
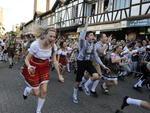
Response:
[104,67,111,73]
[58,63,63,69]
[82,16,90,32]
[84,16,90,27]
[108,36,112,43]
[121,57,127,61]
[28,65,36,76]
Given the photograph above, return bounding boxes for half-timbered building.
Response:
[22,0,150,40]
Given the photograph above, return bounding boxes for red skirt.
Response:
[59,56,68,66]
[21,57,50,88]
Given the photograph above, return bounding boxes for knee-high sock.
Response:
[73,87,78,99]
[91,80,100,92]
[134,79,144,87]
[24,87,32,96]
[36,98,45,112]
[8,57,12,65]
[84,78,92,91]
[102,82,108,89]
[67,63,70,72]
[127,98,142,106]
[0,53,2,60]
[4,54,8,61]
[79,76,87,87]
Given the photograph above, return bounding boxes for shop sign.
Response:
[77,22,123,32]
[142,0,150,2]
[127,19,150,27]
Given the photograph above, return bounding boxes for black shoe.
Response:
[23,95,27,100]
[9,65,12,68]
[78,86,83,91]
[118,76,125,81]
[146,84,150,90]
[74,69,77,74]
[90,90,98,97]
[121,96,129,110]
[133,86,142,92]
[115,109,124,113]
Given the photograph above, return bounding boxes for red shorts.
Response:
[21,57,50,88]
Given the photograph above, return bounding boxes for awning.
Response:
[77,21,127,33]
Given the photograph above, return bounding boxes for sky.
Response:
[0,0,34,32]
[0,0,56,32]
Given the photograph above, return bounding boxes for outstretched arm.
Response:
[79,16,89,50]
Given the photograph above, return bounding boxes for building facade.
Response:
[23,0,150,40]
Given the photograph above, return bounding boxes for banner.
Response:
[127,19,150,27]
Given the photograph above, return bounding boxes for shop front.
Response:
[126,19,150,41]
[77,21,127,40]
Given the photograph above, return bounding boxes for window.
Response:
[86,3,96,16]
[72,5,78,18]
[114,0,130,10]
[75,5,78,17]
[56,12,61,22]
[107,0,113,11]
[91,4,96,15]
[104,0,109,11]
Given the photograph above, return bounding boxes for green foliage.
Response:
[8,31,17,36]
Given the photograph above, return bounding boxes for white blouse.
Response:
[57,49,68,56]
[28,39,57,60]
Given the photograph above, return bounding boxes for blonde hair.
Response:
[40,27,57,40]
[31,24,57,39]
[31,24,45,38]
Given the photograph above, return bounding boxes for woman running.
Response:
[21,27,61,113]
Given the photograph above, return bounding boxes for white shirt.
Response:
[57,49,68,56]
[0,39,5,46]
[28,40,57,60]
[67,47,73,54]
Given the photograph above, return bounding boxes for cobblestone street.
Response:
[0,62,149,113]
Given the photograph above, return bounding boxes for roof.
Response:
[24,20,34,27]
[51,0,61,12]
[39,10,53,18]
[52,0,73,11]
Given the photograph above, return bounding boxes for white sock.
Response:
[8,58,12,65]
[36,98,45,113]
[134,80,144,87]
[4,54,8,61]
[24,87,32,96]
[102,82,108,89]
[79,77,87,87]
[122,71,127,76]
[67,63,70,72]
[138,80,144,87]
[84,78,92,91]
[91,80,100,92]
[127,98,142,106]
[73,87,78,99]
[0,53,2,60]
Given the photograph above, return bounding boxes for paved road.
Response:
[0,61,149,113]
